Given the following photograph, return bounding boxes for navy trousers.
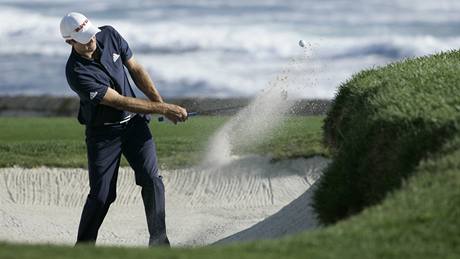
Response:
[76,115,169,246]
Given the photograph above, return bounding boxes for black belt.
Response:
[102,114,134,126]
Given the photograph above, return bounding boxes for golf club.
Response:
[157,105,244,122]
[158,111,198,122]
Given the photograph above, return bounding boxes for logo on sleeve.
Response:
[90,91,98,100]
[112,53,120,63]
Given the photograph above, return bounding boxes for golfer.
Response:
[60,12,187,246]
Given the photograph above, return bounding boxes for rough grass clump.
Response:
[313,50,460,224]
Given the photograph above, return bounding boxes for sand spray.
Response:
[201,44,319,167]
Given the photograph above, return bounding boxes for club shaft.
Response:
[158,112,198,122]
[157,104,243,122]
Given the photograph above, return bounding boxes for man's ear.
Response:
[65,39,76,46]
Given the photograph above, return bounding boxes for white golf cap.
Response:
[60,12,100,44]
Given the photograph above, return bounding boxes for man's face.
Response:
[72,36,97,53]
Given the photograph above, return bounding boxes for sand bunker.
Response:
[0,156,328,247]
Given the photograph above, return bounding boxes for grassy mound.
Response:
[313,50,460,224]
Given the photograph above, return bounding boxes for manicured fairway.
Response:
[0,116,327,168]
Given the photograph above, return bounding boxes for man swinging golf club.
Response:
[60,12,187,246]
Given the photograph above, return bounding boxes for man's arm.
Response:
[100,87,187,123]
[125,57,163,103]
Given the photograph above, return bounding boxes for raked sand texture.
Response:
[0,156,329,247]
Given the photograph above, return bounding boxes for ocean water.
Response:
[1,0,460,98]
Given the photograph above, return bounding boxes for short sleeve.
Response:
[68,73,108,106]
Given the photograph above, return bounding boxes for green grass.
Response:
[0,116,327,169]
[239,116,329,160]
[314,50,460,224]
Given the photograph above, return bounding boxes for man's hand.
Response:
[163,103,188,124]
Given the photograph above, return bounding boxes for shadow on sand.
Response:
[214,182,318,245]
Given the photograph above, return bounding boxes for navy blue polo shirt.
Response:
[65,25,148,126]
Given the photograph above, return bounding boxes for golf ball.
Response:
[299,40,306,48]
